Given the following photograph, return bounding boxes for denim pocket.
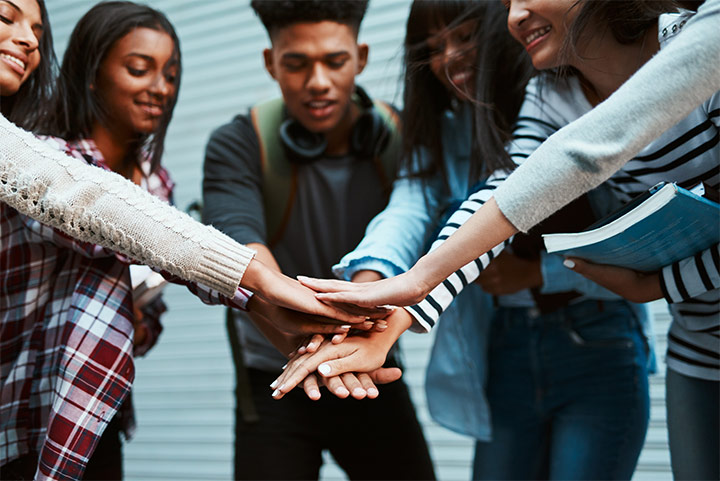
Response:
[563,302,637,350]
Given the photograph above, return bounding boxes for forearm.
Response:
[494,0,720,232]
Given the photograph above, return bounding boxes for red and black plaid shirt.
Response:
[1,138,250,480]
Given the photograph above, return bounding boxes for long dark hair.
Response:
[559,0,679,73]
[0,0,56,130]
[402,0,532,194]
[41,1,182,173]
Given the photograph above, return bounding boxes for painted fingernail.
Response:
[270,380,278,389]
[563,259,575,269]
[363,321,374,329]
[340,325,351,330]
[318,364,332,376]
[376,321,388,330]
[298,347,306,354]
[272,389,281,398]
[336,387,349,396]
[352,388,366,397]
[368,387,379,397]
[307,342,316,350]
[282,363,287,370]
[309,389,321,399]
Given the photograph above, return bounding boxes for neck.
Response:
[571,24,659,105]
[324,101,361,156]
[90,122,135,175]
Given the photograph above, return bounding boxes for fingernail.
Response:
[307,342,316,350]
[298,347,306,355]
[336,387,349,396]
[563,259,575,269]
[309,389,320,399]
[270,380,278,389]
[282,363,287,370]
[363,321,374,329]
[318,363,332,376]
[352,388,366,397]
[376,321,388,330]
[272,389,281,398]
[297,275,308,281]
[368,387,379,397]
[340,325,351,330]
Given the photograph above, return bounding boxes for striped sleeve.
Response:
[660,243,720,303]
[405,174,511,332]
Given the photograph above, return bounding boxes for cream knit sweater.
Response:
[0,114,255,297]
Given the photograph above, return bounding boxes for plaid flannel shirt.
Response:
[1,138,251,481]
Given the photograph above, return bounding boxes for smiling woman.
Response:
[0,0,54,128]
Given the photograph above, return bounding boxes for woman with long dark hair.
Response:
[325,2,652,479]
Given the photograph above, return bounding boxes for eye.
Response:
[282,59,305,71]
[127,66,147,76]
[327,58,347,69]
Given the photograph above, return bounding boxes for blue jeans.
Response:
[472,299,650,480]
[666,368,720,481]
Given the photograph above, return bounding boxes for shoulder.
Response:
[520,74,591,128]
[208,114,257,146]
[658,10,695,48]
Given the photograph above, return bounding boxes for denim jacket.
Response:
[334,104,655,440]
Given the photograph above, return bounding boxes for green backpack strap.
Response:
[250,98,297,248]
[372,99,402,189]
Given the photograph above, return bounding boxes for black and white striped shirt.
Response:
[406,12,720,380]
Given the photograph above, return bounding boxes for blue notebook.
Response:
[543,183,720,272]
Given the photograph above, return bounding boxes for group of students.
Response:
[0,1,718,481]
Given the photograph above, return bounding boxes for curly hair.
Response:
[251,0,369,37]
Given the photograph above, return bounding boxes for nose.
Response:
[507,1,530,32]
[306,62,331,93]
[149,72,173,99]
[14,22,39,53]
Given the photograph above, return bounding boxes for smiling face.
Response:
[505,0,578,70]
[0,0,42,96]
[263,20,368,136]
[427,19,478,101]
[95,26,178,137]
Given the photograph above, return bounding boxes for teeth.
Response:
[1,53,25,70]
[308,101,330,108]
[525,26,551,45]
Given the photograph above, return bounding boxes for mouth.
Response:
[305,99,337,120]
[136,101,164,117]
[524,25,552,50]
[449,69,473,90]
[0,52,27,75]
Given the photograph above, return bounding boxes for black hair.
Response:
[561,0,679,68]
[0,0,56,130]
[251,0,369,37]
[41,1,181,173]
[402,0,532,193]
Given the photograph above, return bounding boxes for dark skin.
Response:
[474,251,543,295]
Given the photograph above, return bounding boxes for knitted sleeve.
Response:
[0,114,255,298]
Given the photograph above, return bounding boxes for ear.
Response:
[263,48,276,79]
[356,43,369,75]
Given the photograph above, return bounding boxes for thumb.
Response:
[368,367,402,384]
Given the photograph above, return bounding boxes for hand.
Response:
[298,270,431,308]
[475,251,542,295]
[270,308,414,398]
[301,368,402,401]
[248,296,359,337]
[564,258,663,303]
[242,258,392,322]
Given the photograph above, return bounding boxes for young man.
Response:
[202,1,435,479]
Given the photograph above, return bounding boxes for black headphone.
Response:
[278,85,391,163]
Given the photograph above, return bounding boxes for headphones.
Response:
[278,85,391,163]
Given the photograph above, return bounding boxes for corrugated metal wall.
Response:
[45,1,672,480]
